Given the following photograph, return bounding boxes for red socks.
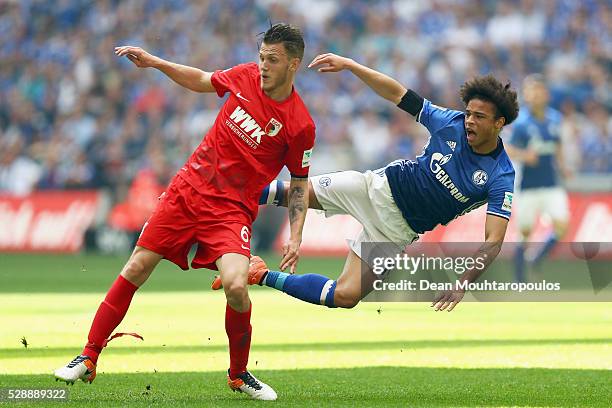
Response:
[81,275,252,377]
[225,302,252,379]
[82,275,138,364]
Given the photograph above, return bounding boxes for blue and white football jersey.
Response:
[509,107,562,190]
[385,99,515,234]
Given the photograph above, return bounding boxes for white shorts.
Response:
[310,170,418,261]
[517,186,570,230]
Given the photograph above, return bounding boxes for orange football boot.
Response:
[211,256,269,290]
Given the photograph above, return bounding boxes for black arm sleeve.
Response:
[396,89,424,117]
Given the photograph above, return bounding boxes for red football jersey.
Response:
[177,62,316,221]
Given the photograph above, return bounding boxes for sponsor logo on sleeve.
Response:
[302,148,313,168]
[502,192,513,212]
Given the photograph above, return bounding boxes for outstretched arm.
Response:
[431,214,508,312]
[115,46,216,93]
[309,53,407,104]
[279,177,309,274]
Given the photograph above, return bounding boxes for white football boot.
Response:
[54,355,96,384]
[227,370,277,401]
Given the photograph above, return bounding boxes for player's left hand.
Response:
[308,53,352,73]
[431,287,465,312]
[280,239,301,274]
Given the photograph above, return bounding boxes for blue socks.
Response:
[259,180,284,206]
[258,181,336,307]
[258,181,337,307]
[263,271,336,308]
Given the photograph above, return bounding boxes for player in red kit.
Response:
[53,23,315,401]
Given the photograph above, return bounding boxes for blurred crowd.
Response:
[0,0,610,198]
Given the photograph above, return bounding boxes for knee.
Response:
[223,280,249,312]
[122,257,148,281]
[333,288,360,309]
[223,280,248,300]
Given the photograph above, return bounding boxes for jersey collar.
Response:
[468,136,504,159]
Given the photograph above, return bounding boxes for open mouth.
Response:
[466,129,476,141]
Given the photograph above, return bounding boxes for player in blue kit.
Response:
[507,74,570,283]
[213,53,520,312]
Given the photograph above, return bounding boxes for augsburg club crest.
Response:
[265,118,283,136]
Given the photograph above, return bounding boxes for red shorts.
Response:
[137,176,252,271]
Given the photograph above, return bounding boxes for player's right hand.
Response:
[308,53,352,73]
[280,239,301,274]
[114,46,159,68]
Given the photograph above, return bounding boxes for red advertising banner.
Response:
[276,193,612,257]
[0,191,101,253]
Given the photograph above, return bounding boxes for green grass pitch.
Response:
[0,253,610,407]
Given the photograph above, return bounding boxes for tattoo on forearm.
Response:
[288,186,306,223]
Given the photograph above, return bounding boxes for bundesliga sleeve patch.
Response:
[502,192,513,212]
[302,148,313,168]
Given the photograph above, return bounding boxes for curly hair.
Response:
[460,75,519,126]
[262,23,305,61]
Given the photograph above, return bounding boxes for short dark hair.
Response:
[460,75,519,126]
[262,23,305,60]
